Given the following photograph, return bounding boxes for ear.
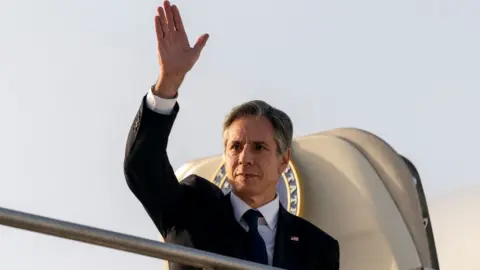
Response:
[278,148,291,174]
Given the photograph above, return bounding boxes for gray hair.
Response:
[222,100,293,155]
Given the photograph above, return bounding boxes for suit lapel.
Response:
[273,206,299,269]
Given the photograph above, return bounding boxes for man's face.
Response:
[224,115,290,199]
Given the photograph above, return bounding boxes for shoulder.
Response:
[179,174,225,200]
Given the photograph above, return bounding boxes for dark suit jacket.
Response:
[123,97,340,270]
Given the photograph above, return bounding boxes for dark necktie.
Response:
[242,209,268,265]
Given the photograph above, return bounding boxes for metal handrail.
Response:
[0,206,283,270]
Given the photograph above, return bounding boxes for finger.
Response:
[157,7,168,34]
[163,0,175,32]
[193,34,209,54]
[154,16,164,41]
[171,5,186,33]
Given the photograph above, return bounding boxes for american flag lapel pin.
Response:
[290,236,299,241]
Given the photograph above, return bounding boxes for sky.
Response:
[0,0,479,269]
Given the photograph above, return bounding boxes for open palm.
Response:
[155,1,209,76]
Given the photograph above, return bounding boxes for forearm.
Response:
[123,97,182,233]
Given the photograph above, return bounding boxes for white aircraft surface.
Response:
[428,186,480,270]
[172,127,480,270]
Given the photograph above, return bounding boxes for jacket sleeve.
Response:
[123,96,186,237]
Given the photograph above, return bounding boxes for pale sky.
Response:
[1,0,479,269]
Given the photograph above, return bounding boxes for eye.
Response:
[255,143,266,151]
[230,142,241,151]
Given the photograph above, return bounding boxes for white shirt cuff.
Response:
[145,88,177,115]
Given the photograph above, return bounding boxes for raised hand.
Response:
[153,1,209,98]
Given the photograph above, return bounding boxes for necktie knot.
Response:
[242,209,263,229]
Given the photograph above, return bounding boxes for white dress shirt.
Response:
[144,89,280,265]
[229,192,279,265]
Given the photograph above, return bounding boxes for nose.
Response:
[239,147,254,165]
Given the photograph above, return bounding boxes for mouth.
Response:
[236,173,259,178]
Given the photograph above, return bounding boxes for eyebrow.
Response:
[230,140,268,145]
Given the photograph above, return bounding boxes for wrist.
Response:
[153,74,185,98]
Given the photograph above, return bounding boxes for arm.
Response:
[123,90,182,237]
[123,0,209,237]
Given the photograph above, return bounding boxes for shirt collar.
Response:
[229,191,280,230]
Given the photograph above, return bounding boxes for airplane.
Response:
[170,127,441,270]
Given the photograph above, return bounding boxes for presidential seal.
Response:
[211,161,302,216]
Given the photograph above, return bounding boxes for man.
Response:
[123,1,340,269]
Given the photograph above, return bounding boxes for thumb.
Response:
[193,33,209,54]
